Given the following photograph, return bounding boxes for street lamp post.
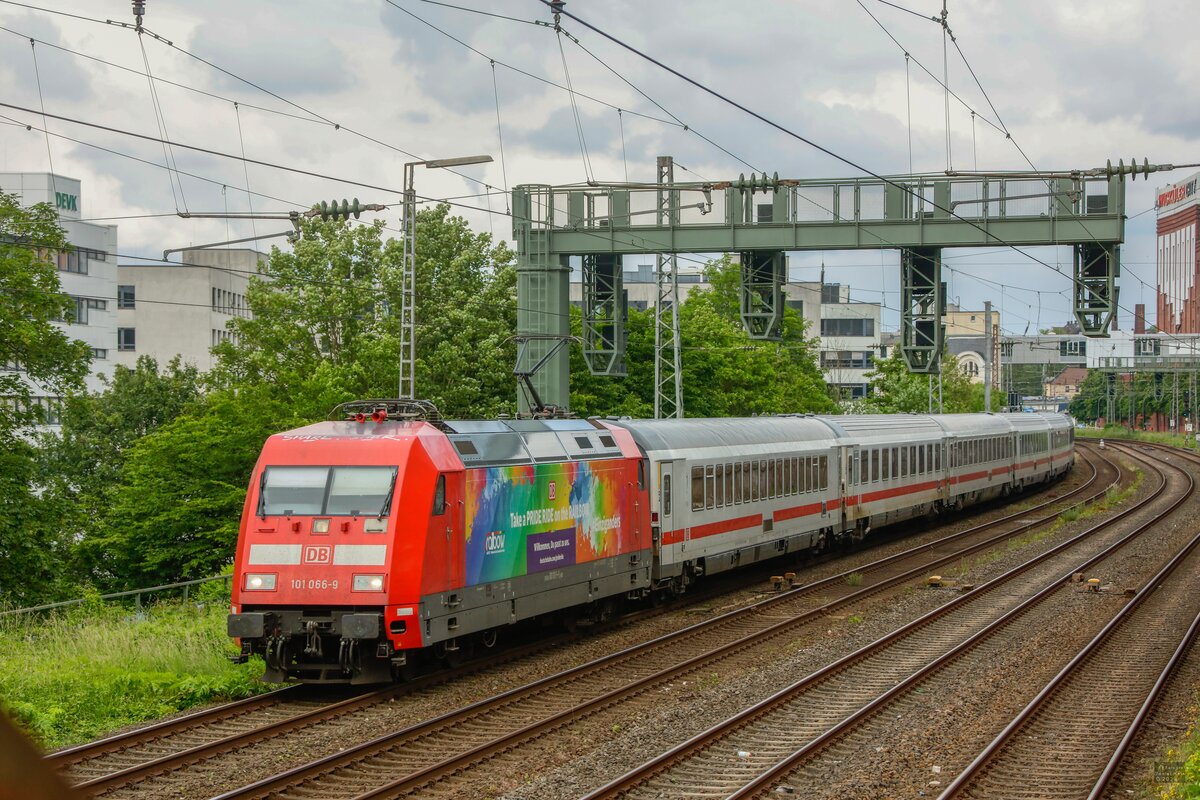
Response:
[399,155,493,399]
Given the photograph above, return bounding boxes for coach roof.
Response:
[605,416,837,454]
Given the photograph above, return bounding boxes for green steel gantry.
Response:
[512,168,1128,412]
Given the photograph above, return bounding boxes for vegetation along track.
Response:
[205,446,1122,800]
[577,442,1188,799]
[49,447,1108,796]
[938,441,1200,800]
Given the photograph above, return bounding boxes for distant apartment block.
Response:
[117,248,267,372]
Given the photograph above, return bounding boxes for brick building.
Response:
[1156,171,1200,332]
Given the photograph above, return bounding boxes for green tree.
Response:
[213,205,516,419]
[0,191,92,604]
[83,384,306,588]
[568,255,834,417]
[1068,370,1108,423]
[38,356,202,584]
[863,349,984,414]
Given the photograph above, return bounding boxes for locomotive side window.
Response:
[663,474,672,516]
[432,474,446,516]
[638,460,646,490]
[692,466,704,511]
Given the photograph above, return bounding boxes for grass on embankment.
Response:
[1077,425,1200,451]
[0,590,267,750]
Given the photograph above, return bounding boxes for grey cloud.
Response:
[0,13,94,103]
[188,17,356,97]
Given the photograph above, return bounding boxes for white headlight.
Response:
[353,574,385,592]
[244,573,276,591]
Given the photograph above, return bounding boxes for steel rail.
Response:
[214,450,1114,800]
[1086,441,1200,800]
[938,443,1200,799]
[53,455,1102,795]
[46,685,301,766]
[584,445,1180,800]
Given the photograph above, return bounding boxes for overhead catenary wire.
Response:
[136,28,189,213]
[27,38,57,197]
[490,61,510,213]
[555,25,595,183]
[233,103,258,240]
[538,0,1188,349]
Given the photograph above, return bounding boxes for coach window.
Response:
[819,457,829,490]
[692,466,704,511]
[705,465,716,510]
[663,474,672,516]
[765,460,775,499]
[869,450,878,483]
[743,461,752,501]
[725,463,734,504]
[715,464,725,507]
[733,463,743,504]
[758,460,768,500]
[918,446,926,474]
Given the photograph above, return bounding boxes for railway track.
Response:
[201,447,1122,800]
[938,441,1200,800]
[573,441,1190,799]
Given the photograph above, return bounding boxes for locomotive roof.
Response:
[443,417,626,467]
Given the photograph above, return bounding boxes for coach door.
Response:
[656,460,678,559]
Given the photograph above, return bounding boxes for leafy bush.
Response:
[0,599,265,748]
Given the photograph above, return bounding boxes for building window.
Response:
[118,285,136,309]
[63,296,106,325]
[1059,340,1086,357]
[91,348,107,360]
[820,317,875,337]
[118,327,135,351]
[821,284,841,304]
[1135,338,1161,356]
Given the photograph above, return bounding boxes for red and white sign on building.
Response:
[1157,171,1200,332]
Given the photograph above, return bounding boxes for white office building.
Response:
[0,172,118,425]
[117,248,266,372]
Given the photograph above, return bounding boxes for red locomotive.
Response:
[229,401,1073,683]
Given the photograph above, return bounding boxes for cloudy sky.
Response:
[0,0,1195,335]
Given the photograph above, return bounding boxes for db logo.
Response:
[302,545,332,564]
[548,481,556,500]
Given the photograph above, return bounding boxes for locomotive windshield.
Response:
[259,466,398,517]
